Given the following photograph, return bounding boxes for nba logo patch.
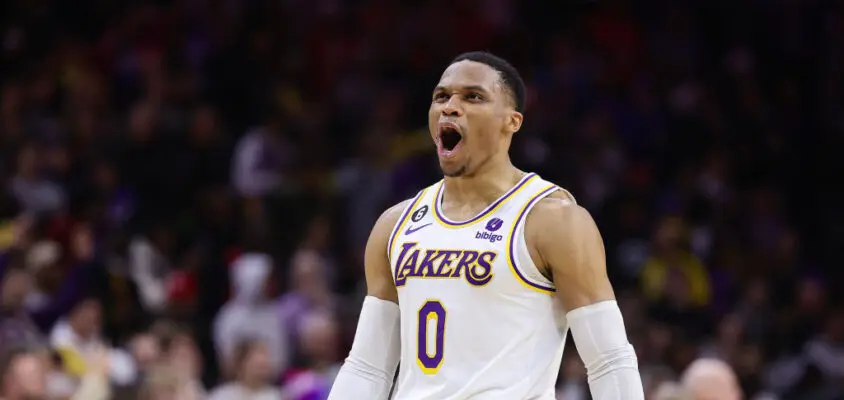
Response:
[412,205,429,222]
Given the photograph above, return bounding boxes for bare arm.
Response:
[328,200,409,400]
[528,195,615,310]
[363,201,409,303]
[528,194,644,399]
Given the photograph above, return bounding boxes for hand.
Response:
[85,345,111,377]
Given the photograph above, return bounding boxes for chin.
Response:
[440,163,467,177]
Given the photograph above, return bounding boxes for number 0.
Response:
[416,300,446,374]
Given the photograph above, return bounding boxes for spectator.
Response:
[278,251,338,361]
[68,344,113,400]
[803,309,844,381]
[0,266,45,356]
[231,115,295,198]
[641,216,711,308]
[208,339,284,400]
[214,253,287,378]
[283,311,342,399]
[129,223,175,315]
[641,216,712,332]
[8,144,65,215]
[0,346,47,400]
[129,332,162,374]
[138,365,204,400]
[24,238,92,332]
[49,298,137,387]
[161,329,207,399]
[680,358,742,400]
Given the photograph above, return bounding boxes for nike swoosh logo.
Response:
[405,223,432,235]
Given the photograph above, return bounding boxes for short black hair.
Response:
[450,51,526,113]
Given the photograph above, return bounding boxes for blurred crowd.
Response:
[1,0,843,399]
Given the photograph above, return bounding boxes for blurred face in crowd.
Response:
[69,300,102,340]
[130,333,161,371]
[429,60,522,177]
[2,353,47,400]
[299,312,339,363]
[292,252,329,301]
[681,359,742,400]
[653,216,686,252]
[240,343,272,385]
[167,334,202,379]
[0,268,32,309]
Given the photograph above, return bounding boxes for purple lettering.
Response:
[450,251,478,279]
[395,248,420,286]
[416,300,446,373]
[394,242,417,283]
[466,251,496,286]
[417,250,443,277]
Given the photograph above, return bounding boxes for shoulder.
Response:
[365,195,422,257]
[371,198,414,237]
[524,189,602,257]
[526,189,592,233]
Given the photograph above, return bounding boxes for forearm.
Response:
[568,300,644,399]
[328,296,401,400]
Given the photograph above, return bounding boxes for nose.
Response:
[441,95,464,117]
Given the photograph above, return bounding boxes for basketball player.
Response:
[328,52,643,399]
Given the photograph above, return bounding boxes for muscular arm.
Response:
[363,201,406,303]
[328,200,408,400]
[528,195,644,399]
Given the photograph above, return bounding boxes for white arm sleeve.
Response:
[328,296,401,400]
[567,300,644,400]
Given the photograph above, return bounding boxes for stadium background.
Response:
[0,0,843,398]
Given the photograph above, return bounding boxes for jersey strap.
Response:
[506,184,561,295]
[387,188,430,265]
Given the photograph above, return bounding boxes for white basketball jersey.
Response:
[387,173,574,400]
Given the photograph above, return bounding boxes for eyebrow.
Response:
[433,85,491,94]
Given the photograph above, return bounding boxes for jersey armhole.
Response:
[506,185,561,295]
[386,189,428,266]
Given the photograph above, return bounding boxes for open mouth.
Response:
[438,123,463,157]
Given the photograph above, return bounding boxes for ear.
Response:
[507,111,523,134]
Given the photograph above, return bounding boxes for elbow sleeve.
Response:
[328,296,401,400]
[567,300,644,399]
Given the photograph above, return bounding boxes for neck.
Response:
[442,156,523,205]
